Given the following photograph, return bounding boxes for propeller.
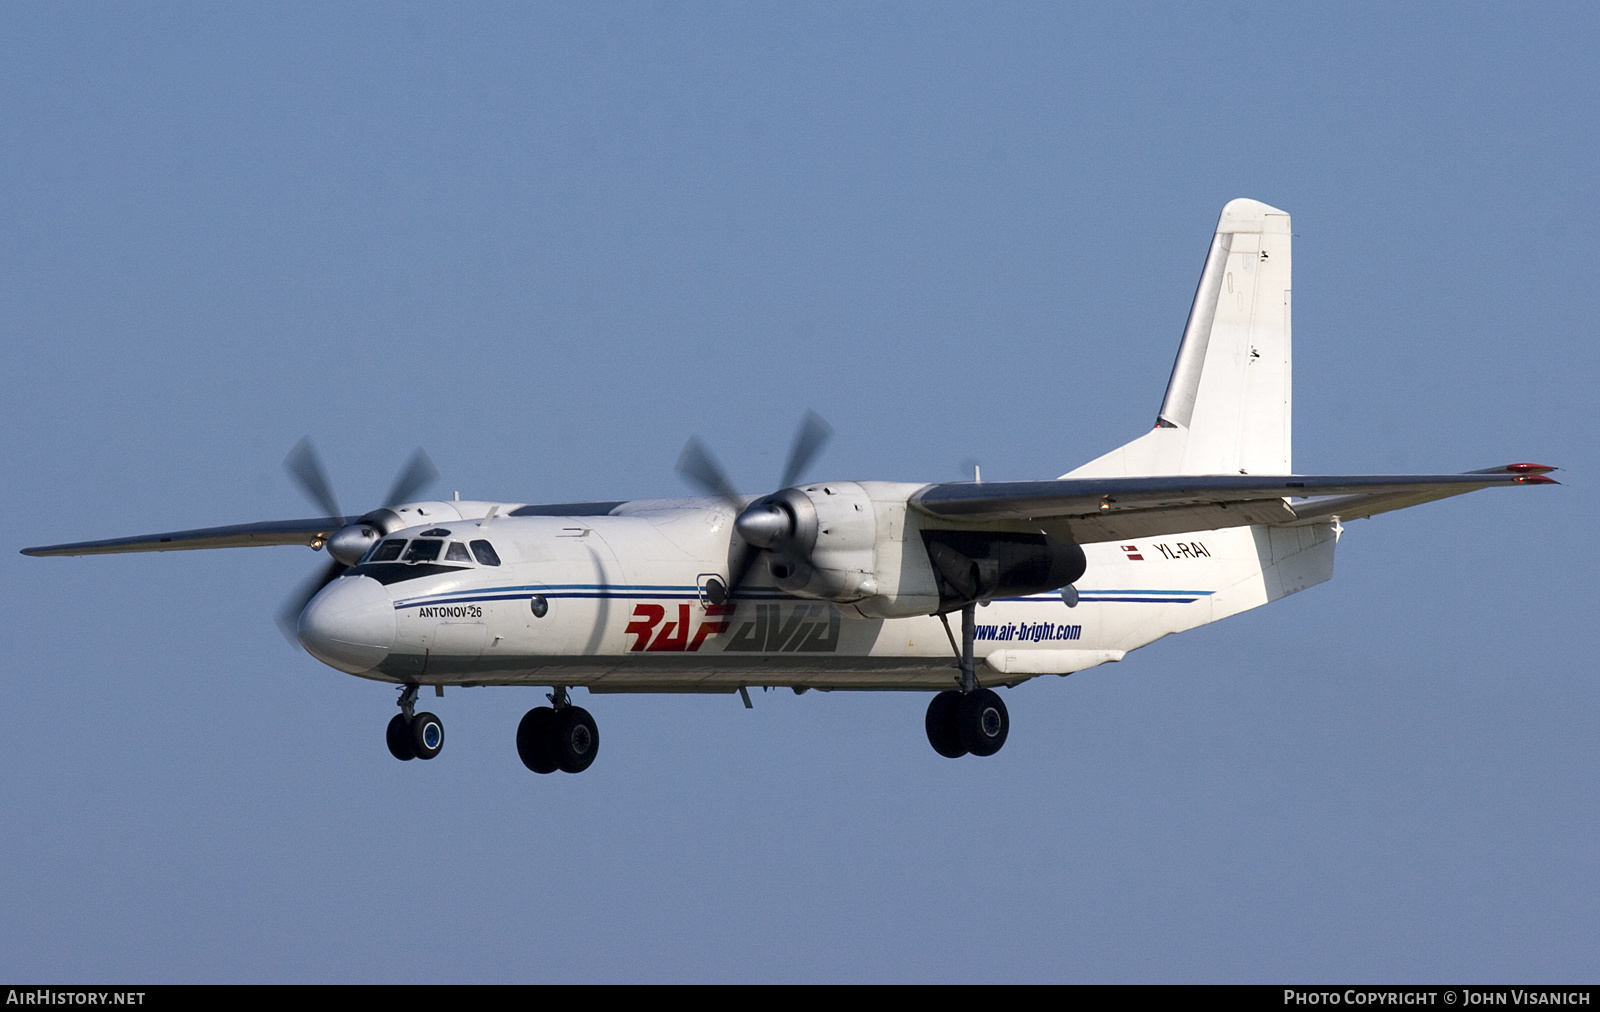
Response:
[277,557,346,644]
[675,411,832,605]
[284,436,342,519]
[275,439,439,642]
[384,449,440,512]
[780,410,832,489]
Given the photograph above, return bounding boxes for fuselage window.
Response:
[470,540,501,566]
[403,539,443,563]
[369,539,406,563]
[444,541,473,563]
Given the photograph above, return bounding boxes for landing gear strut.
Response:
[926,604,1010,758]
[386,683,445,761]
[517,687,600,774]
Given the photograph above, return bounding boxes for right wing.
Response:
[909,464,1557,544]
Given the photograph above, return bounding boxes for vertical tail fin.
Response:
[1066,198,1293,478]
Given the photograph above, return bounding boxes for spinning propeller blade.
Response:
[384,449,439,509]
[277,558,346,642]
[779,410,832,490]
[284,438,342,519]
[675,437,744,512]
[277,440,439,644]
[676,412,833,604]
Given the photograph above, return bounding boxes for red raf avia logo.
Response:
[624,603,731,652]
[622,601,842,654]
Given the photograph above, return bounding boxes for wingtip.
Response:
[1507,463,1559,484]
[1465,462,1560,478]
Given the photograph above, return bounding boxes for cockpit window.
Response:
[444,541,473,563]
[403,539,443,563]
[470,540,501,566]
[368,539,406,563]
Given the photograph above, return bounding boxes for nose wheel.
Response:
[386,684,444,761]
[517,689,599,774]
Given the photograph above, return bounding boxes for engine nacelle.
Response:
[920,528,1085,612]
[754,482,880,603]
[743,481,1085,620]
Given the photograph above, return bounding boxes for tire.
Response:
[925,690,967,758]
[386,713,416,761]
[551,706,599,774]
[958,688,1009,757]
[410,711,444,760]
[516,706,559,774]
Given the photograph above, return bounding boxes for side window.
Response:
[444,542,472,563]
[403,539,443,563]
[369,539,406,563]
[470,540,501,566]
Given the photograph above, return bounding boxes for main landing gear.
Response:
[517,687,599,774]
[387,684,444,761]
[925,603,1011,758]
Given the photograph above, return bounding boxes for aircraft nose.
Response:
[297,575,395,674]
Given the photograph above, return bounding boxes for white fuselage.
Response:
[298,494,1340,693]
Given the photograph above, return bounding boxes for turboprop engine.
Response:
[734,482,877,601]
[677,415,1085,621]
[734,480,1087,620]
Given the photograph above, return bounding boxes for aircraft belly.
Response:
[458,654,965,692]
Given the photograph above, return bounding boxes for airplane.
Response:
[22,198,1556,773]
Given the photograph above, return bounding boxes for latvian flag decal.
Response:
[1121,545,1144,561]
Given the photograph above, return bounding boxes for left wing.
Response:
[20,516,353,557]
[909,464,1556,543]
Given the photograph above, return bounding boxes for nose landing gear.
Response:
[385,684,445,761]
[926,604,1011,758]
[517,687,599,774]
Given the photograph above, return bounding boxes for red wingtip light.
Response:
[1514,474,1558,484]
[1506,462,1556,473]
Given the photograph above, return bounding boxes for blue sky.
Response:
[2,3,1595,982]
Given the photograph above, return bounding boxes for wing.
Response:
[22,498,638,558]
[20,517,353,557]
[909,464,1557,544]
